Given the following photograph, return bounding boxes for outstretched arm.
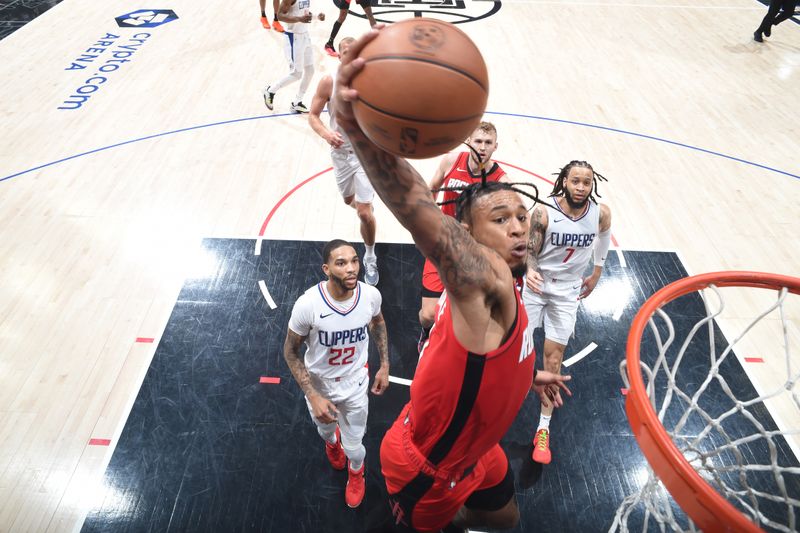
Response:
[331,29,499,302]
[283,329,338,423]
[368,312,389,395]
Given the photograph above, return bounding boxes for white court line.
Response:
[562,342,598,368]
[615,248,627,268]
[254,237,263,256]
[389,375,413,386]
[258,279,277,309]
[613,305,625,321]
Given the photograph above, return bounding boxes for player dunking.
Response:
[309,37,379,286]
[418,122,506,350]
[524,160,612,465]
[332,28,571,532]
[283,239,390,508]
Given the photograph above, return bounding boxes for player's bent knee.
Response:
[356,204,374,221]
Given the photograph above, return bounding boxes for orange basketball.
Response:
[351,18,489,159]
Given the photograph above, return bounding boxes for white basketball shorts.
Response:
[522,276,581,346]
[283,31,313,73]
[305,365,369,446]
[332,148,375,204]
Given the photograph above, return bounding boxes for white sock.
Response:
[344,442,366,471]
[364,244,375,259]
[318,425,337,445]
[538,414,552,431]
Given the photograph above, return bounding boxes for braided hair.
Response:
[550,160,607,204]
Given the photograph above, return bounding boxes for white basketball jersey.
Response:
[288,281,382,379]
[328,79,352,152]
[284,0,310,34]
[537,196,600,280]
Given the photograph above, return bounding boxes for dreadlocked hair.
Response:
[550,160,608,203]
[433,181,547,222]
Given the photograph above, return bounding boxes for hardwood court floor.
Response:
[0,0,798,531]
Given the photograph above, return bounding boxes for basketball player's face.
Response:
[323,246,360,291]
[563,167,593,209]
[466,130,498,168]
[467,190,530,277]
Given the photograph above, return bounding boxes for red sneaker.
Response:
[325,427,346,470]
[272,19,285,32]
[260,16,270,29]
[324,43,340,58]
[531,428,552,464]
[345,462,365,508]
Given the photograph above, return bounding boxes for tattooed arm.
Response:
[525,204,548,294]
[331,30,502,304]
[368,312,390,395]
[283,328,338,424]
[331,29,517,354]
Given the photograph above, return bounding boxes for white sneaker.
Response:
[363,257,379,286]
[263,87,274,110]
[290,101,309,113]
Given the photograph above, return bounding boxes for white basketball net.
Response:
[611,283,800,532]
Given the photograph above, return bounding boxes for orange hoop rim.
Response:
[625,271,800,533]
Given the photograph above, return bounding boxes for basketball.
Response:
[351,18,489,159]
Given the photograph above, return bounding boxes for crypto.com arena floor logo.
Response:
[115,9,179,28]
[352,0,500,24]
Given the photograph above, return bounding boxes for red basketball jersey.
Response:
[406,286,536,472]
[440,152,506,218]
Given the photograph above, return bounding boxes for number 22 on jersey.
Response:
[328,346,355,366]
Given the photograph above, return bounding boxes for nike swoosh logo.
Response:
[320,312,334,319]
[457,168,467,172]
[358,379,366,387]
[553,218,564,223]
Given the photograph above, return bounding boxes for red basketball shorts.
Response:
[421,258,444,297]
[380,410,513,532]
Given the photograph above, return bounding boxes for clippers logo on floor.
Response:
[115,9,179,28]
